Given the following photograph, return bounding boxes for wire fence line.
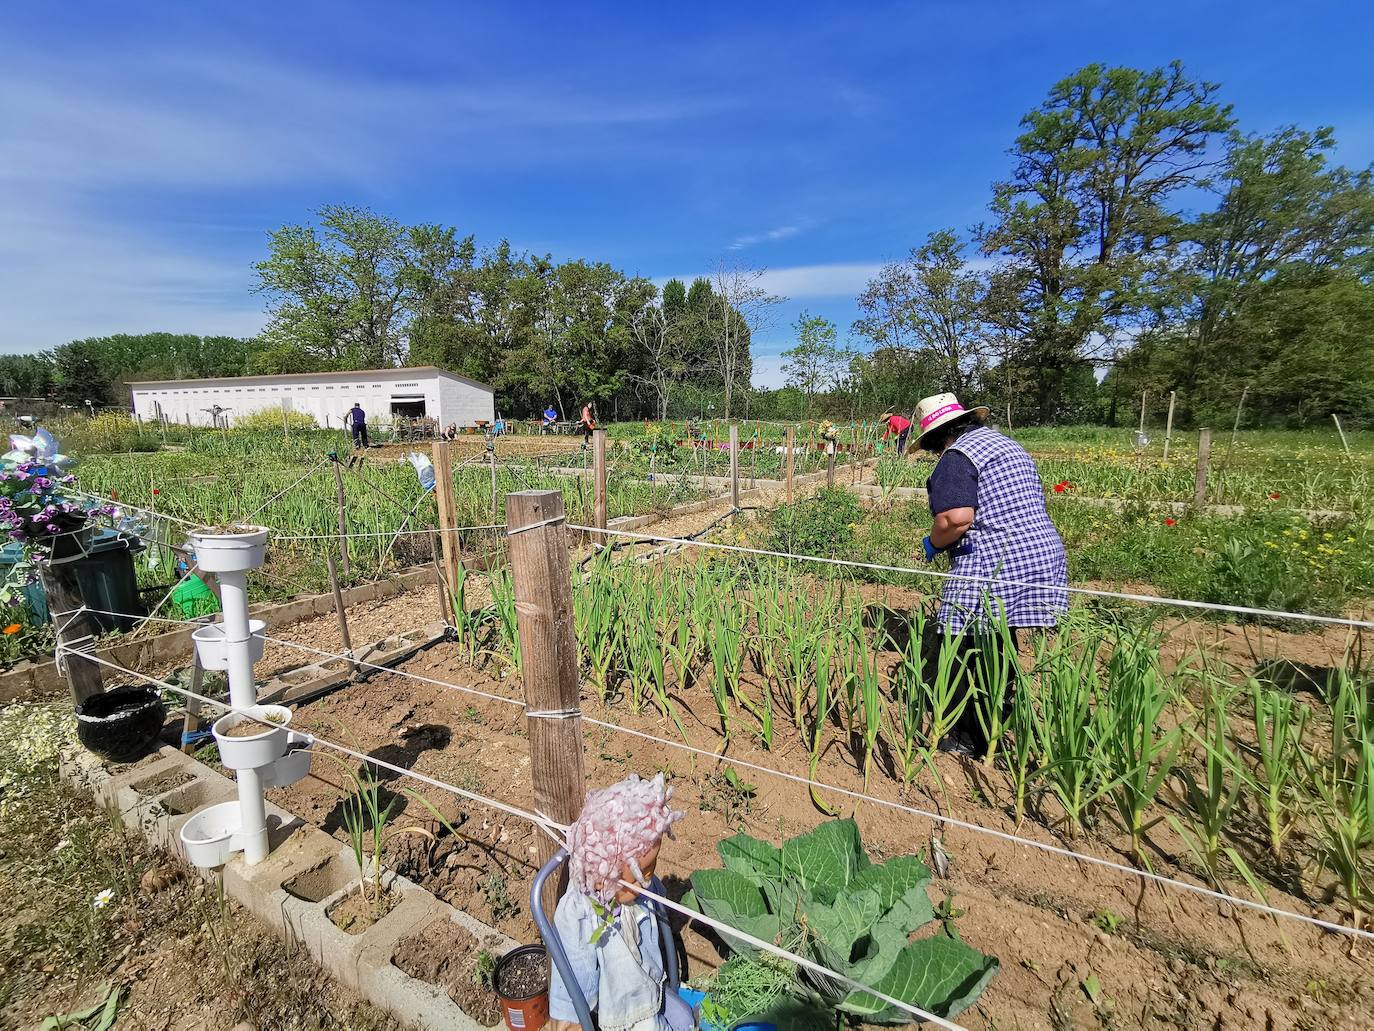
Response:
[564,523,1374,632]
[58,602,1374,942]
[62,644,964,1031]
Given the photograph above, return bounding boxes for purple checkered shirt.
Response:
[929,426,1068,632]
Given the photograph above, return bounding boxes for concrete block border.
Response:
[59,744,514,1030]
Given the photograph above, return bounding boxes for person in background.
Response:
[542,404,559,434]
[345,403,368,449]
[492,415,505,437]
[917,392,1067,755]
[579,402,596,447]
[443,423,459,441]
[879,410,913,455]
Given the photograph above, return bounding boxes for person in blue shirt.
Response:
[345,404,368,449]
[542,405,559,434]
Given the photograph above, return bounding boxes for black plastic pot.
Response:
[76,686,166,762]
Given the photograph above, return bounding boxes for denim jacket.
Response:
[548,885,691,1031]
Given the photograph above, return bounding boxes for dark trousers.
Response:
[896,427,910,455]
[925,625,1021,754]
[350,423,368,448]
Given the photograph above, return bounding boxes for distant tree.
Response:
[255,205,415,369]
[854,230,989,395]
[781,312,849,416]
[979,62,1235,421]
[704,264,781,419]
[0,354,54,399]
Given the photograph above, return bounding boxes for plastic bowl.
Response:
[212,704,292,770]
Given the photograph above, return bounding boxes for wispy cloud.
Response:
[727,223,806,251]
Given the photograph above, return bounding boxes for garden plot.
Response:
[237,549,1374,1030]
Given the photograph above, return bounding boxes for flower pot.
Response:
[186,526,268,573]
[179,799,241,868]
[76,685,165,762]
[493,944,550,1031]
[191,619,266,670]
[258,734,313,788]
[212,704,292,770]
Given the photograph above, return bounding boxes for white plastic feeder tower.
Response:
[178,526,311,869]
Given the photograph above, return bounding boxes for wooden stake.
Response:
[41,552,103,705]
[490,449,499,524]
[432,441,462,623]
[506,491,585,919]
[1334,414,1352,456]
[785,427,795,504]
[325,549,355,673]
[1230,385,1249,450]
[592,428,608,543]
[826,442,836,489]
[1194,428,1212,509]
[331,458,351,575]
[1139,390,1147,435]
[1163,391,1176,461]
[180,657,206,755]
[728,424,740,511]
[281,397,290,440]
[750,420,760,489]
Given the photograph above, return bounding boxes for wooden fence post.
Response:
[325,549,355,673]
[728,424,740,511]
[431,442,462,625]
[785,427,795,504]
[331,458,351,575]
[1163,391,1176,461]
[592,428,607,542]
[506,490,586,919]
[1194,428,1212,509]
[43,559,103,705]
[825,443,836,489]
[1139,390,1147,435]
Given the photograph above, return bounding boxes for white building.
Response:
[128,366,495,430]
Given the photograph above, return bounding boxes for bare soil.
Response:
[327,887,401,934]
[134,767,195,796]
[392,920,505,1024]
[269,627,1374,1030]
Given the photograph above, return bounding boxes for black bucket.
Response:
[76,686,166,763]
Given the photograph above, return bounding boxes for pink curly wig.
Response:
[567,773,683,903]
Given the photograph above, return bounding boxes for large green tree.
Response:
[781,311,849,416]
[980,62,1235,421]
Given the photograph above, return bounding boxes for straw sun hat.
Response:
[914,392,990,448]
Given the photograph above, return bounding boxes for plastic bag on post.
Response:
[405,453,436,493]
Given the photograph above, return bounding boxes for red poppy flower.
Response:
[1267,491,1281,500]
[152,488,161,496]
[1053,483,1066,493]
[1164,517,1177,527]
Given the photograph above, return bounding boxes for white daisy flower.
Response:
[92,888,114,910]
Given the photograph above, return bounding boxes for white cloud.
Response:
[728,223,804,251]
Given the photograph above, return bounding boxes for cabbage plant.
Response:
[685,819,997,1025]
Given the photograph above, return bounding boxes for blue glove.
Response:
[922,536,939,562]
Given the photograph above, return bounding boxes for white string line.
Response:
[239,458,332,523]
[271,524,504,542]
[566,524,1374,632]
[255,623,1374,941]
[65,647,955,1029]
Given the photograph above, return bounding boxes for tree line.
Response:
[6,61,1371,428]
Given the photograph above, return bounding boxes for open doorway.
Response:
[389,399,426,419]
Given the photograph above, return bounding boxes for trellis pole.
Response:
[728,424,740,511]
[506,490,586,918]
[592,428,608,544]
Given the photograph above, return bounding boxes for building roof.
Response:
[127,365,494,393]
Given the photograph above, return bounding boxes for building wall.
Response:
[130,370,493,429]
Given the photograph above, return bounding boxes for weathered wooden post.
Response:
[1334,414,1352,456]
[330,457,351,575]
[1138,390,1148,436]
[592,428,608,543]
[728,424,740,511]
[431,441,462,624]
[506,491,586,918]
[1194,428,1212,509]
[325,549,355,673]
[43,554,103,705]
[785,427,795,504]
[490,449,500,524]
[825,443,836,489]
[1163,391,1176,461]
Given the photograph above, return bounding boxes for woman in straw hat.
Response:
[915,392,1068,755]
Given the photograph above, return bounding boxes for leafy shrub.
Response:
[767,489,864,558]
[685,819,997,1024]
[235,407,318,431]
[56,413,160,454]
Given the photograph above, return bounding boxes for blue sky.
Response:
[2,2,1371,387]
